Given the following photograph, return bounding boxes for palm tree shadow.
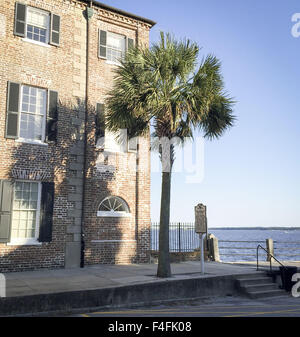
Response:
[0,98,150,272]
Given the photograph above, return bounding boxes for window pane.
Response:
[23,86,29,95]
[11,182,39,239]
[106,32,125,63]
[99,196,129,213]
[26,11,48,43]
[20,86,46,141]
[27,8,48,29]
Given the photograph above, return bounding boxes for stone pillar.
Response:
[207,234,220,262]
[266,238,274,262]
[65,8,88,269]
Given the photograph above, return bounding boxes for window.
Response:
[14,3,61,46]
[20,85,47,142]
[107,32,126,63]
[26,7,49,44]
[10,181,41,244]
[0,180,55,244]
[95,103,138,153]
[5,82,58,143]
[99,30,134,64]
[98,196,131,217]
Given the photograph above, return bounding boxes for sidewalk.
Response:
[4,261,258,298]
[0,261,281,316]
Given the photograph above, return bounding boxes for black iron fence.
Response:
[151,222,200,252]
[151,223,300,262]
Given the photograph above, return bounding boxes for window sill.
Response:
[15,139,48,147]
[96,147,128,154]
[97,211,132,218]
[7,239,42,246]
[22,38,50,48]
[105,60,122,67]
[91,240,137,243]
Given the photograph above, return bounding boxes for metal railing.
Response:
[256,244,286,272]
[151,222,200,253]
[218,239,300,262]
[219,240,265,260]
[150,224,300,262]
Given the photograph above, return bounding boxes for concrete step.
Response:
[237,277,273,286]
[248,289,287,299]
[235,272,288,299]
[241,283,279,293]
[234,272,267,279]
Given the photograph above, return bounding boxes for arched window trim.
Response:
[97,196,131,218]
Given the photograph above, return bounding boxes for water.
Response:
[211,228,300,262]
[151,226,300,262]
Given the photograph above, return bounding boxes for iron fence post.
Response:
[178,222,181,253]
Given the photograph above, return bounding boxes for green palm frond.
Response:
[105,31,236,146]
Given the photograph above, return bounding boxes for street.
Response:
[71,295,300,318]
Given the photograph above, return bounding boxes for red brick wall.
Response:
[0,0,152,272]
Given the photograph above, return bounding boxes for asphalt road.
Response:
[72,295,300,318]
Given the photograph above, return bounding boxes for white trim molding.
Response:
[91,240,137,243]
[7,239,42,246]
[97,211,132,218]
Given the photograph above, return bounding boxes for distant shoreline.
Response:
[210,227,300,230]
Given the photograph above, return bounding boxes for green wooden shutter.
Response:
[14,2,27,37]
[0,180,13,243]
[99,30,107,59]
[46,90,58,142]
[6,82,20,139]
[127,38,134,51]
[39,182,55,243]
[50,13,60,46]
[95,103,105,146]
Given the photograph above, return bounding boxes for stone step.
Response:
[234,272,267,279]
[241,283,279,293]
[248,289,287,299]
[237,277,273,286]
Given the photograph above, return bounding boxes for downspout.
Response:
[80,1,94,268]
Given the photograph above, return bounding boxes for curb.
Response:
[0,274,242,316]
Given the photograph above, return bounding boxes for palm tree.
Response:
[105,32,235,278]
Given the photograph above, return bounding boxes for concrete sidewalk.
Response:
[0,261,285,316]
[4,261,259,298]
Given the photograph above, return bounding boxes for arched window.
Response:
[97,196,131,217]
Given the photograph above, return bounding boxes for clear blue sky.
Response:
[103,0,300,227]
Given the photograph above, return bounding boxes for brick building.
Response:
[0,0,155,272]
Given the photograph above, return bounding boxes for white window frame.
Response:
[8,180,42,246]
[106,31,126,65]
[97,196,131,218]
[16,84,47,145]
[128,136,138,153]
[23,6,50,46]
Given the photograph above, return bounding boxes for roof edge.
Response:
[79,0,156,27]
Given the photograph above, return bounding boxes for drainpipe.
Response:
[80,1,94,268]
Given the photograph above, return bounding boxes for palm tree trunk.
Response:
[157,170,172,278]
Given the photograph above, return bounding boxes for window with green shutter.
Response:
[5,82,58,144]
[14,3,61,47]
[0,180,55,245]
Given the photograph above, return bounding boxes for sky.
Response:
[101,0,300,227]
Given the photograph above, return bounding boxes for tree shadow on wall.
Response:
[0,98,150,273]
